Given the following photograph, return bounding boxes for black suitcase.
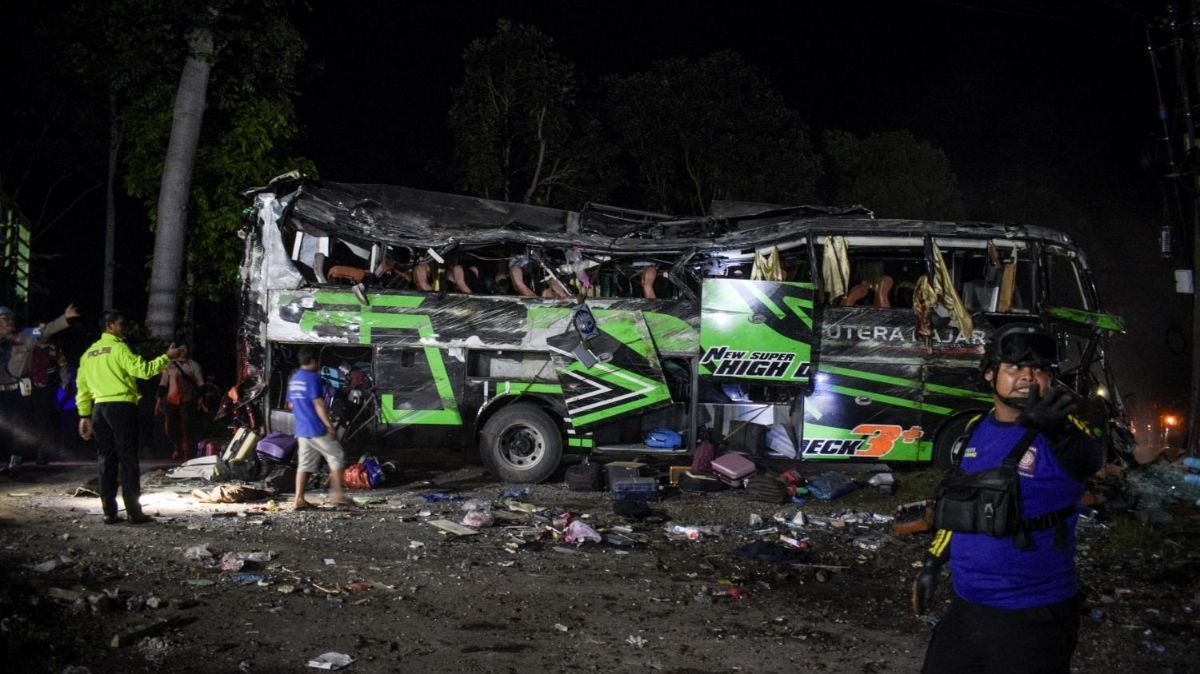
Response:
[565,462,603,491]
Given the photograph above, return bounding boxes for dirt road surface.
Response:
[0,459,1196,673]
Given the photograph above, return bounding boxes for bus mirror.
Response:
[571,303,600,342]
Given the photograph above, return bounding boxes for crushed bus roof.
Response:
[259,177,1078,254]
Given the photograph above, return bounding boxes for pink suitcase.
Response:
[711,453,756,487]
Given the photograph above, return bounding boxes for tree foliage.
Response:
[448,20,609,208]
[603,51,820,215]
[820,129,964,220]
[120,1,315,303]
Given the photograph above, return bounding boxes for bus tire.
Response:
[479,403,562,484]
[931,412,981,471]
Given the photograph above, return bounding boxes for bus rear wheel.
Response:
[479,403,563,484]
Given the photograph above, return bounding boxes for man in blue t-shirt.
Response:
[915,323,1103,673]
[288,347,352,510]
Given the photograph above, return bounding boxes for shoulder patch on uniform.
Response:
[1018,445,1038,476]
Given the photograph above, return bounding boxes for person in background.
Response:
[0,303,79,474]
[29,333,63,464]
[288,346,354,511]
[155,343,205,461]
[77,310,183,524]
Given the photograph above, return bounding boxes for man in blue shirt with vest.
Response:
[916,323,1104,673]
[288,347,352,510]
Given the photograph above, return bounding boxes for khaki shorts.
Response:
[297,434,346,473]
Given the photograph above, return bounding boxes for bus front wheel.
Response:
[479,403,563,484]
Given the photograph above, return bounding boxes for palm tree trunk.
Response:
[146,27,213,339]
[103,86,121,310]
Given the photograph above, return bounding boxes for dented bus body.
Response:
[235,175,1131,482]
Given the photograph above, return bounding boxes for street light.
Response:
[1163,414,1180,448]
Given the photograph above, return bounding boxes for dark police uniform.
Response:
[922,412,1103,673]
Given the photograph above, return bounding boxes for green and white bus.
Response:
[234,176,1130,482]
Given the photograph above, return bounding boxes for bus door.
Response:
[698,278,816,454]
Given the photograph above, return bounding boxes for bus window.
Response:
[779,249,813,284]
[954,245,1033,314]
[1046,250,1089,310]
[468,351,557,382]
[824,244,924,308]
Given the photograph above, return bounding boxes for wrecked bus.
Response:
[234,175,1131,483]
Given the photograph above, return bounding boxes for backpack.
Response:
[258,460,297,493]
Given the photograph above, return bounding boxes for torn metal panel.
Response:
[258,178,1083,261]
[546,309,672,428]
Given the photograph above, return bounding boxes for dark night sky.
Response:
[295,1,1155,200]
[5,1,1190,424]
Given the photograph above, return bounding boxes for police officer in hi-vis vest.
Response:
[76,310,184,524]
[915,323,1103,673]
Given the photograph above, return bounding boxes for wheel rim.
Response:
[497,424,546,471]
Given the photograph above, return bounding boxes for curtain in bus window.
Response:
[999,259,1016,312]
[912,243,973,341]
[822,236,849,300]
[751,246,783,281]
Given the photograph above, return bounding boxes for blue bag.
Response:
[645,428,683,449]
[806,471,859,501]
[363,457,385,487]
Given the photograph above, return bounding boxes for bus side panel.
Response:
[699,279,815,385]
[803,308,930,461]
[922,314,991,445]
[545,309,672,428]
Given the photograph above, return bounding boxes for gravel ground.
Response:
[0,458,1197,673]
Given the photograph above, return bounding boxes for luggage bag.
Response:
[256,432,298,463]
[711,453,756,487]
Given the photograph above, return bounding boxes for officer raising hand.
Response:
[917,323,1103,673]
[76,310,183,524]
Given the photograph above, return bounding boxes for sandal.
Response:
[292,500,316,512]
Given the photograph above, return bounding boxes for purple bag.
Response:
[691,439,716,474]
[256,432,298,463]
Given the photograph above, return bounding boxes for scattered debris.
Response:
[667,523,723,540]
[806,471,859,501]
[183,544,214,562]
[461,509,495,528]
[306,652,356,670]
[111,616,196,648]
[27,559,59,573]
[428,519,480,536]
[732,540,810,565]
